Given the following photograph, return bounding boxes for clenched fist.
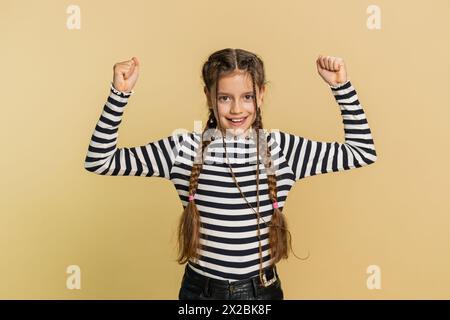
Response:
[113,57,140,93]
[316,55,347,87]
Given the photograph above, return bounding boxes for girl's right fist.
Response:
[113,57,140,93]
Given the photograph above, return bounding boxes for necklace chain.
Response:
[221,131,269,286]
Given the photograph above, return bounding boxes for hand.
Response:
[316,55,347,87]
[113,57,140,92]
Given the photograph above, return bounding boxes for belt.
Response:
[184,264,279,296]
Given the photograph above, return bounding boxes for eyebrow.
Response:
[217,91,254,95]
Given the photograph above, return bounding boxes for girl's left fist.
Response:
[316,55,347,87]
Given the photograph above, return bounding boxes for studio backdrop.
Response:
[1,0,449,299]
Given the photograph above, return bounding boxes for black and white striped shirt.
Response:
[84,80,377,282]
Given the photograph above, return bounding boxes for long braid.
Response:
[176,112,215,264]
[252,97,290,264]
[249,66,289,267]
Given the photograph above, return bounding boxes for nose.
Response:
[230,101,244,114]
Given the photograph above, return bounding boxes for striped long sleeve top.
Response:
[84,80,377,282]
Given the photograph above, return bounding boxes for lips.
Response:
[227,116,248,126]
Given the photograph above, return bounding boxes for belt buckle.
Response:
[262,269,277,287]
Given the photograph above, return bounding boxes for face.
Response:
[204,70,265,137]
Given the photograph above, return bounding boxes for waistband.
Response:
[185,263,279,290]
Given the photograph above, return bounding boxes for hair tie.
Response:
[272,201,279,209]
[188,194,195,202]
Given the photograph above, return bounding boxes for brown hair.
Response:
[177,48,297,273]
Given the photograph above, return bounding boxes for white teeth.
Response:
[229,117,245,122]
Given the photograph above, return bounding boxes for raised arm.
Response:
[83,83,186,178]
[274,79,377,181]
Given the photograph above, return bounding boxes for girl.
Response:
[84,48,377,300]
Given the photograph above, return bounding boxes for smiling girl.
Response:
[84,48,377,300]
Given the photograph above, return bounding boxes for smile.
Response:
[226,116,248,126]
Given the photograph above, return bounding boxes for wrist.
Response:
[110,82,134,97]
[329,79,350,89]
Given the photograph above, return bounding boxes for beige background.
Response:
[1,0,449,299]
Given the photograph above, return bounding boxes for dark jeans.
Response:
[178,264,284,300]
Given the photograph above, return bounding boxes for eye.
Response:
[218,95,254,102]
